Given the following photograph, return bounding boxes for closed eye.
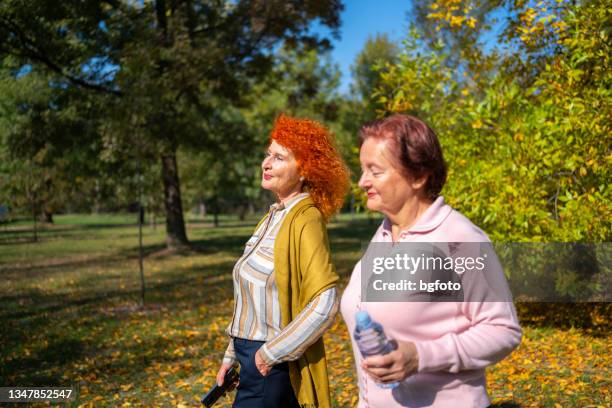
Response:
[361,165,383,176]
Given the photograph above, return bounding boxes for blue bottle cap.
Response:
[355,311,372,327]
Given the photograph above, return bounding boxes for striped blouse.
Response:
[223,193,339,366]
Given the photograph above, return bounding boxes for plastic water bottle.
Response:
[354,311,398,389]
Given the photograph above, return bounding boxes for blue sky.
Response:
[314,0,413,94]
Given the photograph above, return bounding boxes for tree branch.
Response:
[0,17,122,96]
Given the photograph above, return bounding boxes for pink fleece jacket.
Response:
[340,196,522,408]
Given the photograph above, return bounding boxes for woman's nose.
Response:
[358,173,370,189]
[262,156,271,170]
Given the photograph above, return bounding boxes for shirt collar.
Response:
[270,192,309,212]
[380,196,452,240]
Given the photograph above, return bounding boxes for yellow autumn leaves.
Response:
[427,0,478,30]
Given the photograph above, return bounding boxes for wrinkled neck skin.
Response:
[386,194,433,241]
[275,183,304,207]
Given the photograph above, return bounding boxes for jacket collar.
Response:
[381,196,452,239]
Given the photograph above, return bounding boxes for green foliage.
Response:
[0,61,105,218]
[0,0,344,239]
[337,34,402,206]
[374,0,610,243]
[350,34,400,112]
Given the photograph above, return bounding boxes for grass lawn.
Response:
[0,214,609,407]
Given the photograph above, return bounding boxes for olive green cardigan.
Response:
[257,196,339,408]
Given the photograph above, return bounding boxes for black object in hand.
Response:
[201,366,239,407]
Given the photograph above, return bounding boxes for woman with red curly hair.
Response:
[216,114,350,408]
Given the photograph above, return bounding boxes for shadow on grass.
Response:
[188,219,259,228]
[189,235,251,256]
[0,257,236,387]
[0,260,236,321]
[3,253,129,277]
[329,219,378,242]
[0,223,142,245]
[114,225,254,260]
[0,337,85,385]
[516,302,610,337]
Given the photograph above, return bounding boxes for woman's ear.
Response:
[411,174,428,191]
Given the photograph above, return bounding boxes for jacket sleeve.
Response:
[414,245,522,373]
[414,301,522,373]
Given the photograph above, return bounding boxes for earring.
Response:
[300,176,305,182]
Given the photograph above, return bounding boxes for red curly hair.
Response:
[270,114,350,220]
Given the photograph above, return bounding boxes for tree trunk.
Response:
[239,203,247,221]
[161,152,189,249]
[40,209,53,224]
[31,198,38,243]
[213,195,219,227]
[137,165,146,307]
[138,206,145,226]
[150,210,157,230]
[93,179,101,214]
[248,201,254,216]
[199,200,206,218]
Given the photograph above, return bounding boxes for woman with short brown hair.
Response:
[341,114,521,407]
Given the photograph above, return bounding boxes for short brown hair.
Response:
[359,114,447,200]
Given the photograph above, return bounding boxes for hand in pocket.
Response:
[254,348,272,377]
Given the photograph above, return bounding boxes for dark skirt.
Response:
[232,337,301,408]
